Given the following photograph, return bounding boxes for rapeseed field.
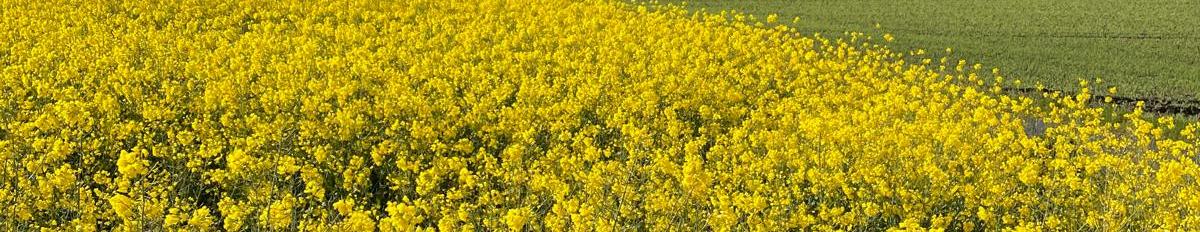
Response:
[0,0,1196,230]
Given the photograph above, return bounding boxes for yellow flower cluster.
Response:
[1,0,1197,230]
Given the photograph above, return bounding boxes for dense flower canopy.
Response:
[0,0,1197,231]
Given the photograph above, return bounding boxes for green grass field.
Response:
[674,0,1200,102]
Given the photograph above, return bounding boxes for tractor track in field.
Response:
[1003,87,1200,116]
[885,28,1200,40]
